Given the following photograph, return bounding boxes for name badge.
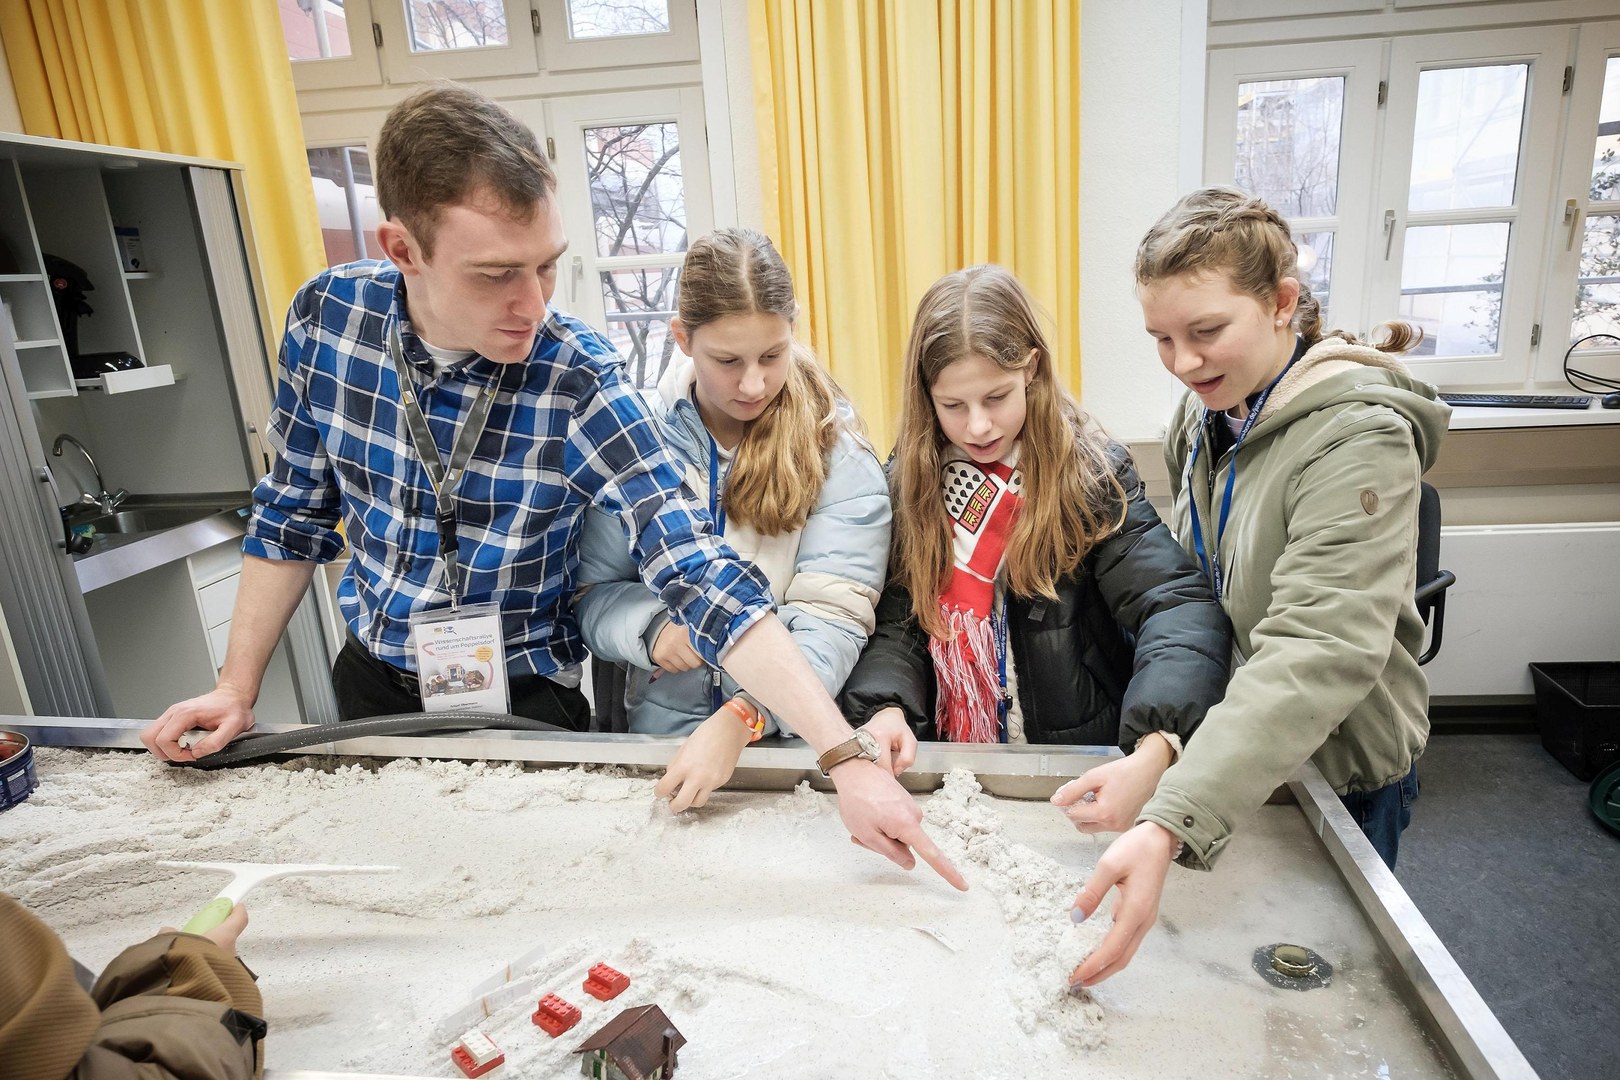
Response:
[409,602,510,715]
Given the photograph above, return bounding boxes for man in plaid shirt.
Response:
[141,84,962,889]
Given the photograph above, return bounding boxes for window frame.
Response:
[371,0,542,82]
[1206,18,1620,390]
[542,88,713,385]
[1535,25,1620,384]
[536,0,699,72]
[286,0,384,91]
[1371,26,1570,386]
[1205,40,1384,339]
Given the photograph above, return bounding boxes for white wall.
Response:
[1078,0,1196,441]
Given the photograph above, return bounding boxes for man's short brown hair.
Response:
[374,82,555,257]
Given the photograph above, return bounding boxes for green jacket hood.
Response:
[1253,337,1451,470]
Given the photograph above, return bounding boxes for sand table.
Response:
[3,749,1454,1078]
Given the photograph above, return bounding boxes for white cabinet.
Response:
[82,538,300,722]
[0,133,334,724]
[191,541,242,673]
[0,160,73,397]
[0,153,206,399]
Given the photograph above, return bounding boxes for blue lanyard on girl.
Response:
[1185,342,1303,601]
[707,433,728,712]
[994,605,1010,743]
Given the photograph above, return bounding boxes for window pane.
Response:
[567,0,669,39]
[1235,77,1344,217]
[1592,56,1620,202]
[282,0,352,60]
[1409,65,1527,212]
[405,0,509,53]
[585,123,688,258]
[601,267,680,388]
[1398,223,1509,356]
[307,147,377,267]
[1573,213,1620,342]
[1294,231,1335,325]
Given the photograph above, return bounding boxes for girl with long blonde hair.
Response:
[840,265,1229,803]
[576,228,902,810]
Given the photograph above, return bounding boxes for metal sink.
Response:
[70,504,232,537]
[66,493,253,592]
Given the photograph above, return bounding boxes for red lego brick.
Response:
[450,1030,505,1078]
[583,962,630,1001]
[532,993,582,1038]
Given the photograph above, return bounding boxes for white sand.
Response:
[4,749,1454,1079]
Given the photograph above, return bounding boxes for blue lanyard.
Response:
[707,433,727,710]
[706,435,728,537]
[994,606,1009,743]
[1185,346,1300,600]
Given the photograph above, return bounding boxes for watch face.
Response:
[854,728,881,760]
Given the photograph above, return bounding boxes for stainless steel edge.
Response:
[1288,764,1539,1080]
[7,717,1117,796]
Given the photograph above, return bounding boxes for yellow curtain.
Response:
[751,0,1080,449]
[0,0,324,353]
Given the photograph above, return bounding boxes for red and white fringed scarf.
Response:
[930,447,1024,743]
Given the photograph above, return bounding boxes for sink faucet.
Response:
[52,434,127,514]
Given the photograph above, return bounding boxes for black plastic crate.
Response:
[1530,662,1620,782]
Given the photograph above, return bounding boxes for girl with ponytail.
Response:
[1070,188,1451,990]
[575,228,901,810]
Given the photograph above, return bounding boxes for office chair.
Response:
[589,657,632,733]
[1414,481,1456,666]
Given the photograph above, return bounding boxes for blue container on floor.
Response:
[0,730,37,811]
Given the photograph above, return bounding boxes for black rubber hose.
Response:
[176,712,570,771]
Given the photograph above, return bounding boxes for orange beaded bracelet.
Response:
[722,697,765,742]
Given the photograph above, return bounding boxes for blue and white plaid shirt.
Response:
[244,261,772,677]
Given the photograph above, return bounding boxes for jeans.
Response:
[330,634,591,731]
[1339,763,1420,869]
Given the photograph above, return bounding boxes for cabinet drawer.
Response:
[198,573,240,628]
[207,620,231,671]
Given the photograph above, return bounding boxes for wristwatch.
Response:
[816,729,881,776]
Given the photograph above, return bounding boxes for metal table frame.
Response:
[6,717,1538,1080]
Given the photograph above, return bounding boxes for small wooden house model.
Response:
[574,1003,685,1080]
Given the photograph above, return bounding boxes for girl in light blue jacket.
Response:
[575,228,893,806]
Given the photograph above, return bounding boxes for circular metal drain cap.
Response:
[1253,943,1333,990]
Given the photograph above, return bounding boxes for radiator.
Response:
[1423,522,1620,699]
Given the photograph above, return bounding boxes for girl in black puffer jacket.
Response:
[838,266,1231,831]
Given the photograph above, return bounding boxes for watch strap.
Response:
[817,732,875,776]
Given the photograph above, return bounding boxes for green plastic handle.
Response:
[181,896,234,935]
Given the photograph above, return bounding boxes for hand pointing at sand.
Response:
[834,758,967,890]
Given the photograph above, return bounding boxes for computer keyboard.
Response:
[1438,393,1592,410]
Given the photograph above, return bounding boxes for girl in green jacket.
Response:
[1067,188,1450,989]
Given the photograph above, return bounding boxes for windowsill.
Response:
[1443,402,1620,430]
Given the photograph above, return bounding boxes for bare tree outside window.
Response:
[1235,78,1344,219]
[1572,56,1620,343]
[568,0,670,39]
[406,0,509,52]
[584,122,687,385]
